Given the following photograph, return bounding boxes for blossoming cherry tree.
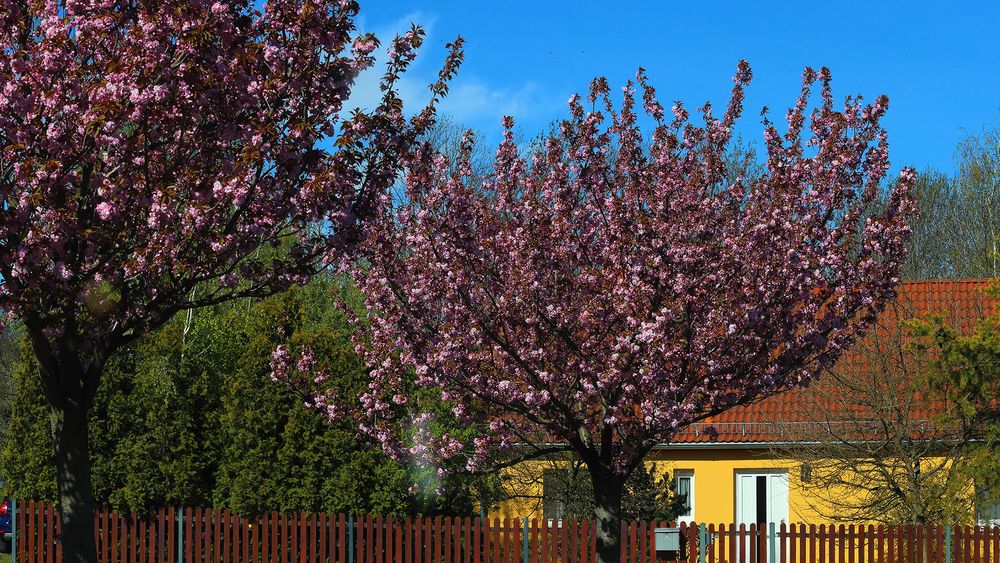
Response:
[0,0,461,560]
[341,63,916,563]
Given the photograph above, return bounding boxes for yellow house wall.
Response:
[641,448,818,524]
[490,447,953,524]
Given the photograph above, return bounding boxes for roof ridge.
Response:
[900,277,993,286]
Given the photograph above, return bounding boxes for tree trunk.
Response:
[49,401,98,563]
[590,467,625,563]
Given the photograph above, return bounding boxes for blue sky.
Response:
[352,1,999,175]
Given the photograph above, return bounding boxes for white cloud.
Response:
[438,80,549,124]
[343,11,557,128]
[343,11,437,114]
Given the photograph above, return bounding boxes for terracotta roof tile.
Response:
[669,278,997,445]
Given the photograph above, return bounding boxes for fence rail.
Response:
[12,500,1000,563]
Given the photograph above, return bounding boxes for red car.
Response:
[0,498,11,552]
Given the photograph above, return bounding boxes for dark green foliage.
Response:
[908,286,1000,514]
[0,322,18,446]
[0,276,501,516]
[1,339,58,502]
[620,463,687,522]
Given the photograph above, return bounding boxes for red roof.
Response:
[668,278,998,445]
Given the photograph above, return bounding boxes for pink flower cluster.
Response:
[0,0,463,369]
[345,61,916,477]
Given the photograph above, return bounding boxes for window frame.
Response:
[976,485,1000,526]
[674,469,695,524]
[542,469,567,523]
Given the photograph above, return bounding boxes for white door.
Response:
[735,471,789,563]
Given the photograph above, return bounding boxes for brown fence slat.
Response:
[414,516,423,563]
[641,520,649,563]
[363,514,371,563]
[848,524,856,563]
[496,518,505,563]
[27,501,1000,563]
[788,523,797,563]
[221,509,230,563]
[205,508,213,563]
[628,521,637,563]
[802,524,810,563]
[760,522,768,563]
[259,513,266,563]
[385,515,394,563]
[423,516,431,563]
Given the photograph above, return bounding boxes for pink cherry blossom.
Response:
[340,61,915,563]
[0,1,464,560]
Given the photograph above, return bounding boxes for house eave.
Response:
[653,438,980,450]
[653,441,817,449]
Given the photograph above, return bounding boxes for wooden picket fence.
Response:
[11,500,1000,563]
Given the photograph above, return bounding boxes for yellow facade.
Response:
[490,446,960,525]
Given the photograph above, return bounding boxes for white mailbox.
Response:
[654,527,681,552]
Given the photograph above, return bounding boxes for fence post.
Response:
[768,523,776,563]
[10,499,15,563]
[522,518,529,563]
[699,523,707,563]
[945,525,952,563]
[177,506,184,563]
[349,514,355,563]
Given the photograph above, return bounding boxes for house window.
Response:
[542,470,567,522]
[675,470,694,523]
[977,488,1000,525]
